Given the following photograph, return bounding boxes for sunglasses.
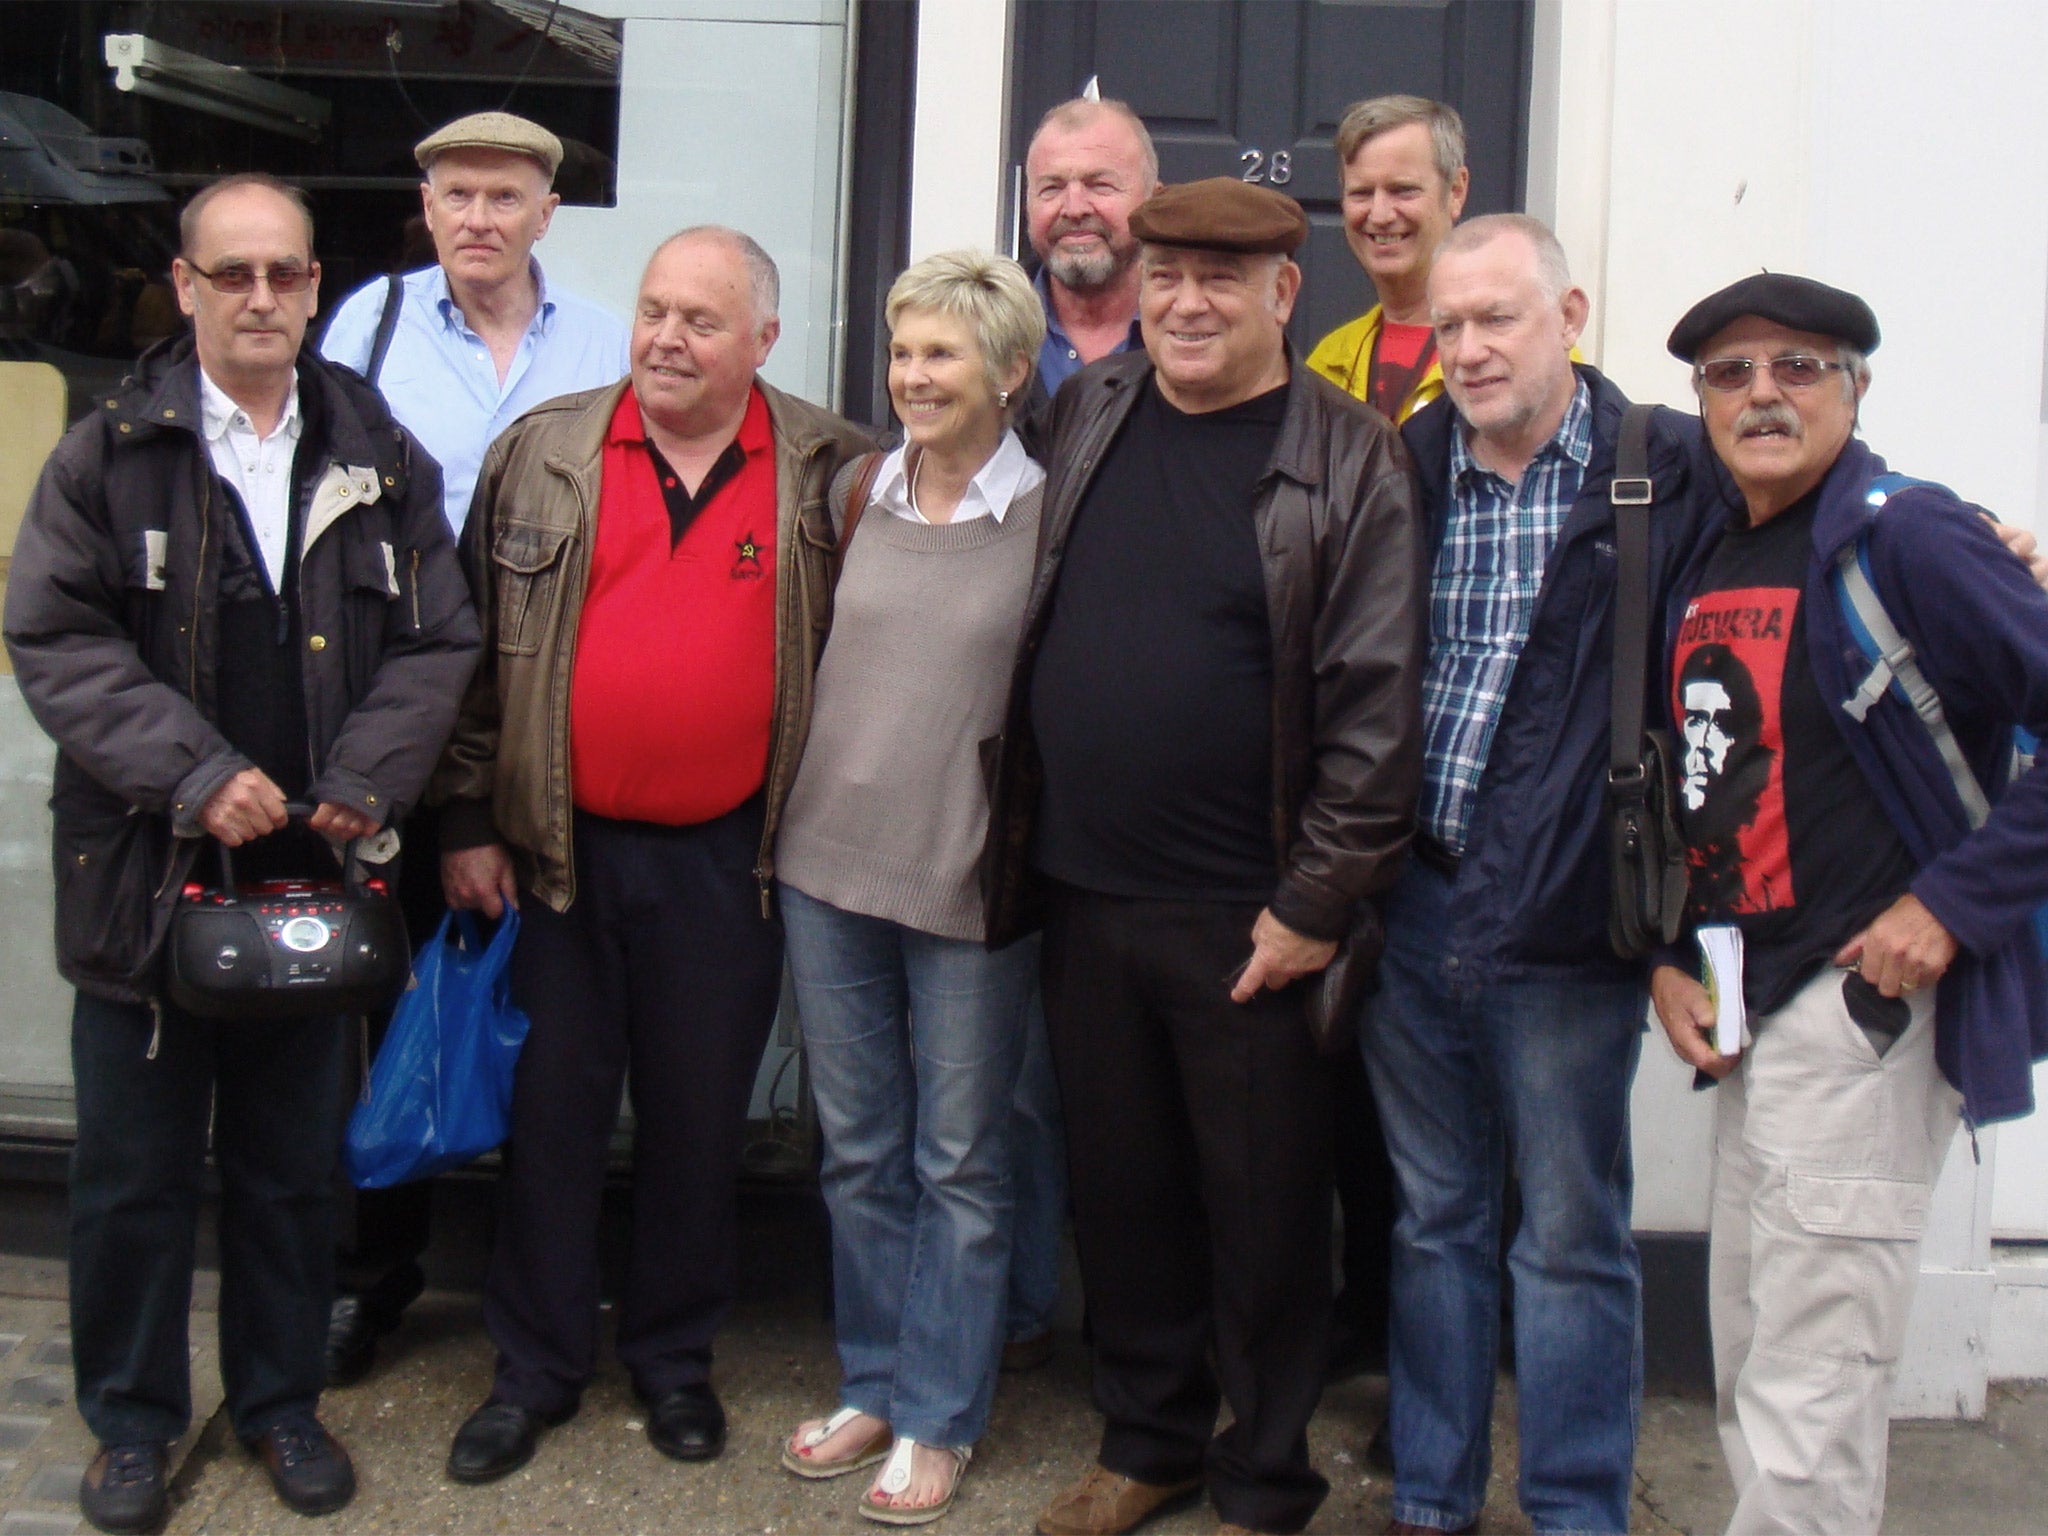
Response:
[1695,355,1848,392]
[187,260,315,296]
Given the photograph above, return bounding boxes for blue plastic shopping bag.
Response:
[346,910,530,1188]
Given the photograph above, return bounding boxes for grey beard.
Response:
[1046,244,1124,293]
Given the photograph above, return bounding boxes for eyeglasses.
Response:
[186,260,314,296]
[1695,355,1848,392]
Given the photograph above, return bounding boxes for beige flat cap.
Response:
[413,111,563,178]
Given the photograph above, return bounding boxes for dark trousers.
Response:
[483,802,782,1414]
[1041,885,1333,1535]
[70,992,348,1445]
[1331,1044,1396,1362]
[335,805,444,1321]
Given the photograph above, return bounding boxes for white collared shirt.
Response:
[875,427,1046,526]
[200,369,303,594]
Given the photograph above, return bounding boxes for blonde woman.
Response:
[773,250,1048,1524]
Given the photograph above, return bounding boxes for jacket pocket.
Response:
[52,803,172,994]
[490,521,573,656]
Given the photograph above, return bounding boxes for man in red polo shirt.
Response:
[431,226,873,1482]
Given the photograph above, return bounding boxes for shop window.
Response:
[0,0,622,420]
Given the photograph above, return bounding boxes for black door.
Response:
[1009,0,1533,350]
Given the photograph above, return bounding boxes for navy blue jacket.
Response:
[1666,439,2048,1125]
[1401,365,1714,984]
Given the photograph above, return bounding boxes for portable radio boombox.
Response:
[166,822,409,1022]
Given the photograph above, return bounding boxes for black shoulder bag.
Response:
[1606,403,1689,958]
[365,271,404,387]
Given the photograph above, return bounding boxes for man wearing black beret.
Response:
[985,177,1428,1536]
[1651,273,2048,1532]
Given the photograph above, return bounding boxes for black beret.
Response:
[1129,178,1308,256]
[1667,272,1880,361]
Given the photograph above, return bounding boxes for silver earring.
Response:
[998,389,1010,408]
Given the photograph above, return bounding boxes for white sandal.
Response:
[780,1406,893,1480]
[858,1436,972,1526]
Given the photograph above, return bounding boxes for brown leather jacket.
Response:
[984,351,1427,953]
[433,378,876,912]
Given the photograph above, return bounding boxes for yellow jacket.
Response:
[1304,305,1444,423]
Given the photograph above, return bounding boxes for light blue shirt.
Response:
[319,261,629,533]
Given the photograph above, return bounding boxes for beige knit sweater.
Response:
[774,481,1043,940]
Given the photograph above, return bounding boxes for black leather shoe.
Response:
[645,1384,726,1462]
[447,1399,575,1484]
[325,1295,383,1388]
[245,1413,355,1516]
[80,1442,168,1535]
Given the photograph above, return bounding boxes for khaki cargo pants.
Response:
[1709,966,1961,1534]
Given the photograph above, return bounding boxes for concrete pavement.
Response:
[2,1198,2044,1534]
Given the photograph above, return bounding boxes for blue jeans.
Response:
[1360,862,1644,1534]
[1006,982,1066,1343]
[781,885,1035,1447]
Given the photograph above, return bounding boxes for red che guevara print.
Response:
[1670,586,1798,916]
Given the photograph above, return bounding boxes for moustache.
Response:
[1734,402,1802,438]
[1049,214,1111,242]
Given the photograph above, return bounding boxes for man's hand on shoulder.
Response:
[1230,908,1339,1003]
[1985,514,2048,590]
[200,768,288,847]
[443,842,520,920]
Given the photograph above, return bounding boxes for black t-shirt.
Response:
[1029,377,1283,901]
[1671,492,1917,1013]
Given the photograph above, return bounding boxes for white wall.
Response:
[906,0,1012,260]
[1539,0,2048,527]
[1531,0,2048,1412]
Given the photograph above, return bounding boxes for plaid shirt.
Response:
[1420,379,1594,852]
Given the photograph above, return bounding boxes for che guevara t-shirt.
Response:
[1669,490,1916,1014]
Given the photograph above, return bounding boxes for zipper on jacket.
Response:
[145,997,164,1061]
[755,865,772,920]
[190,471,211,705]
[410,547,422,631]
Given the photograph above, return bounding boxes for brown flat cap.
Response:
[1129,178,1308,256]
[414,111,563,179]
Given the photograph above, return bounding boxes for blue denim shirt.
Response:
[319,261,629,533]
[1034,267,1141,399]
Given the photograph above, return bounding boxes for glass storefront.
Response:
[0,0,853,1139]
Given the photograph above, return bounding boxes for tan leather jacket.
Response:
[985,351,1428,952]
[433,378,876,912]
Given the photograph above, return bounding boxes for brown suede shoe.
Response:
[1036,1464,1202,1535]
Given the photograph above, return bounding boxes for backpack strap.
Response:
[1606,403,1657,781]
[365,272,404,388]
[1832,512,1992,829]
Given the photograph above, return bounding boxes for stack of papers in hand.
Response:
[1697,923,1745,1055]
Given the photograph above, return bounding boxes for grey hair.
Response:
[1031,97,1160,191]
[1433,213,1573,301]
[654,225,781,328]
[886,248,1046,406]
[1333,95,1466,184]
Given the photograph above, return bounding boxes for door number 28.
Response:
[1240,147,1293,186]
